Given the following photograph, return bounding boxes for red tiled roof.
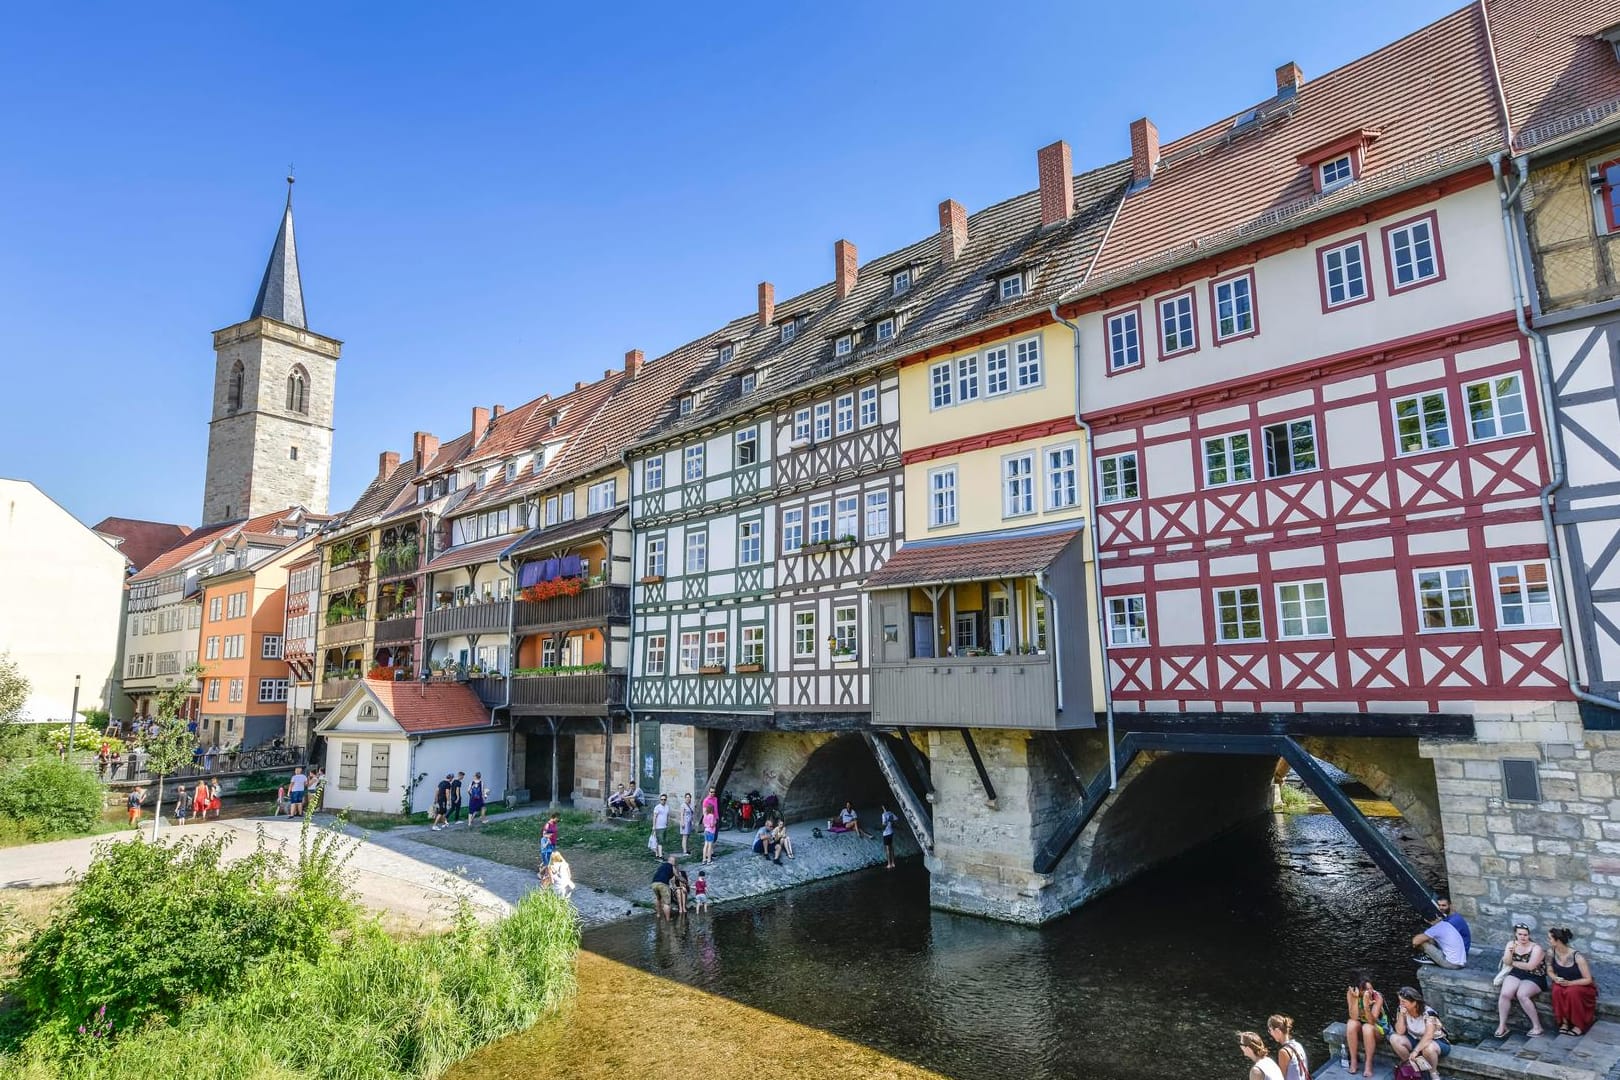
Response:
[126,522,236,582]
[863,525,1083,589]
[1489,0,1620,149]
[423,533,523,572]
[1087,5,1505,283]
[365,680,491,734]
[91,517,192,571]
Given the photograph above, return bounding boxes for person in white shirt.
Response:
[1413,912,1467,969]
[651,794,670,858]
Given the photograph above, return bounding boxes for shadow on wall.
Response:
[783,733,895,825]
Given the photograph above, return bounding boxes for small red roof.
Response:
[365,679,491,734]
[864,525,1083,589]
[92,517,193,571]
[423,534,523,573]
[126,522,235,582]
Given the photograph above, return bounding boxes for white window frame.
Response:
[684,444,705,482]
[718,343,734,364]
[1003,453,1035,518]
[859,385,879,427]
[957,355,980,402]
[833,605,858,654]
[587,479,617,513]
[1106,309,1142,372]
[678,396,693,417]
[1275,580,1332,639]
[1415,566,1479,631]
[258,678,289,704]
[793,611,817,658]
[1321,239,1369,308]
[1015,337,1042,388]
[703,628,728,668]
[741,625,766,666]
[793,408,812,443]
[1319,154,1354,190]
[735,426,759,466]
[1392,391,1452,455]
[645,536,666,578]
[740,371,757,394]
[814,401,833,441]
[1106,595,1148,646]
[685,529,708,574]
[984,346,1010,395]
[678,631,701,674]
[1097,451,1139,504]
[876,317,896,342]
[1213,272,1255,341]
[864,489,890,538]
[999,274,1024,301]
[738,518,762,566]
[835,495,859,540]
[1202,432,1254,486]
[1387,217,1440,289]
[835,335,853,357]
[1464,375,1529,442]
[1046,443,1079,509]
[780,320,798,344]
[930,362,954,409]
[892,268,912,295]
[836,393,855,434]
[809,502,832,544]
[1261,418,1318,478]
[1214,586,1265,643]
[782,507,804,553]
[644,456,664,492]
[261,635,282,660]
[645,634,667,676]
[929,466,959,528]
[1492,560,1556,629]
[1158,292,1196,356]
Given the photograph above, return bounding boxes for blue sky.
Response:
[0,0,1464,528]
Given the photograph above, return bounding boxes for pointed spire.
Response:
[250,174,306,329]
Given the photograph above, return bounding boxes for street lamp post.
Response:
[66,674,81,762]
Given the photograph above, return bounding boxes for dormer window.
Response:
[781,320,798,344]
[718,342,734,364]
[1320,155,1354,191]
[678,396,694,417]
[892,268,912,295]
[740,371,757,394]
[875,318,896,343]
[835,334,853,356]
[999,274,1025,301]
[504,461,518,482]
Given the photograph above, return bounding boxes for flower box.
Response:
[639,574,665,585]
[698,665,727,675]
[735,662,764,673]
[831,652,859,664]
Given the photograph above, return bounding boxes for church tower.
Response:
[200,179,341,525]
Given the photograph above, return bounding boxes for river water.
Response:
[578,810,1438,1080]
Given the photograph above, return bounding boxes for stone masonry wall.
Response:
[572,731,631,808]
[658,724,698,798]
[1422,701,1620,962]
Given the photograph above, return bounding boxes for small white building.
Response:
[0,479,130,721]
[315,679,506,814]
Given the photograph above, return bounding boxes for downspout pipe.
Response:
[1494,153,1620,715]
[1051,304,1119,789]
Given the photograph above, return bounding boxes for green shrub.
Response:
[44,726,124,757]
[0,759,103,839]
[233,770,286,795]
[7,828,354,1046]
[1,891,578,1079]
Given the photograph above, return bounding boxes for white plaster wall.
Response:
[0,480,128,720]
[322,734,406,814]
[411,731,507,812]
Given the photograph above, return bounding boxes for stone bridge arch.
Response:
[1295,736,1444,855]
[723,729,930,825]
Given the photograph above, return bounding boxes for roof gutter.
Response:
[1051,303,1118,790]
[1494,153,1620,718]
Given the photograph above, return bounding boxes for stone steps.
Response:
[1323,1021,1620,1080]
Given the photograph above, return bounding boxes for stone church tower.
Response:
[200,181,341,525]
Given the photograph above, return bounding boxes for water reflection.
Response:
[583,812,1438,1080]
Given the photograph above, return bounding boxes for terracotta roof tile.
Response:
[864,524,1083,589]
[1489,0,1620,149]
[364,680,492,734]
[1086,5,1506,285]
[126,522,238,582]
[508,507,626,558]
[422,533,524,573]
[91,517,192,572]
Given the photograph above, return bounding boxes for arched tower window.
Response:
[286,366,309,414]
[226,360,244,413]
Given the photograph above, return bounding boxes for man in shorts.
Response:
[127,786,145,828]
[449,771,465,825]
[651,854,677,919]
[288,767,308,816]
[651,793,670,858]
[431,773,452,830]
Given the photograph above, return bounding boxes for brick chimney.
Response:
[1037,141,1074,228]
[624,348,644,378]
[835,239,858,299]
[1276,61,1304,97]
[939,199,967,264]
[492,404,506,419]
[413,431,439,474]
[757,281,775,328]
[471,406,490,446]
[379,450,400,478]
[1130,117,1160,187]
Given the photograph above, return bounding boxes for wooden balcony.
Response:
[317,676,358,704]
[468,672,626,715]
[325,560,369,593]
[872,656,1072,730]
[514,585,629,632]
[374,615,417,643]
[424,599,511,639]
[318,618,369,649]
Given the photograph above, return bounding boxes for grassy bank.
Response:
[0,824,579,1079]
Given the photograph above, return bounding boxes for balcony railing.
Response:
[318,618,369,648]
[466,671,626,714]
[317,676,358,703]
[872,655,1067,730]
[514,585,629,631]
[374,545,421,578]
[325,561,369,593]
[425,598,512,638]
[374,615,417,643]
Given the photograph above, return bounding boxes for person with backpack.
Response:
[1267,1015,1309,1080]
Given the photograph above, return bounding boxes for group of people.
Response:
[429,771,489,830]
[1341,975,1453,1077]
[170,779,223,824]
[536,812,576,900]
[606,783,647,818]
[650,854,709,919]
[825,802,900,870]
[1237,1017,1312,1080]
[273,766,321,816]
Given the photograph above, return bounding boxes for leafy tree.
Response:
[145,663,205,838]
[0,652,33,763]
[0,758,103,838]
